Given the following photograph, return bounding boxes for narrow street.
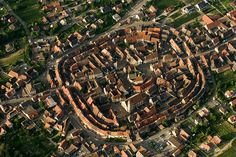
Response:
[111,0,151,29]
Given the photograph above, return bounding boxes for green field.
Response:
[0,118,56,157]
[170,10,181,19]
[171,12,200,28]
[0,49,24,67]
[184,0,202,4]
[215,71,236,102]
[0,71,10,84]
[7,0,43,24]
[0,9,7,16]
[58,24,84,39]
[220,140,236,157]
[147,0,184,14]
[213,121,236,142]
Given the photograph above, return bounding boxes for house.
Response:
[225,90,234,98]
[23,83,36,96]
[227,9,236,21]
[22,106,38,120]
[195,1,210,11]
[148,5,157,13]
[198,107,209,117]
[172,149,181,157]
[167,136,183,148]
[230,98,236,107]
[45,96,57,108]
[208,135,221,145]
[100,6,112,14]
[112,14,121,22]
[228,115,236,124]
[202,15,214,25]
[199,143,211,152]
[219,106,227,115]
[228,40,236,51]
[181,5,195,14]
[58,139,69,151]
[0,3,3,11]
[0,127,6,136]
[65,144,78,156]
[179,129,190,141]
[5,43,15,53]
[21,119,36,129]
[121,92,149,113]
[188,150,197,157]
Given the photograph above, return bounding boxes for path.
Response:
[111,0,151,29]
[214,137,236,157]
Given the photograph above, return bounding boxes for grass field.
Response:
[171,12,200,28]
[184,0,201,4]
[0,71,10,84]
[221,0,235,10]
[0,9,6,16]
[170,10,181,19]
[7,0,43,24]
[213,121,236,142]
[0,49,24,67]
[58,24,84,39]
[220,140,236,157]
[215,71,236,102]
[147,0,184,14]
[0,118,56,157]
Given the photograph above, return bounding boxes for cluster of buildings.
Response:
[0,64,38,99]
[165,105,223,156]
[0,12,23,55]
[0,13,20,32]
[31,0,140,62]
[35,0,137,36]
[43,21,209,155]
[44,8,236,155]
[2,0,236,155]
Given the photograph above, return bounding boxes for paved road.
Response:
[214,137,236,157]
[0,85,61,105]
[111,0,151,29]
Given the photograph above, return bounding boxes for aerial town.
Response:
[1,0,236,157]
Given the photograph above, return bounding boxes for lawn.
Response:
[171,12,200,28]
[220,140,236,157]
[0,9,6,16]
[0,49,24,67]
[221,0,235,11]
[213,121,236,142]
[0,118,56,157]
[58,23,84,39]
[213,1,229,15]
[7,0,43,24]
[0,71,10,84]
[170,10,182,19]
[215,71,236,102]
[146,0,184,14]
[184,0,202,4]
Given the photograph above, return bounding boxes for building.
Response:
[121,92,149,113]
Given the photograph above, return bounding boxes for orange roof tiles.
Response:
[202,15,214,25]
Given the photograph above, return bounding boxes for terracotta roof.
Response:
[202,15,214,25]
[188,150,197,157]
